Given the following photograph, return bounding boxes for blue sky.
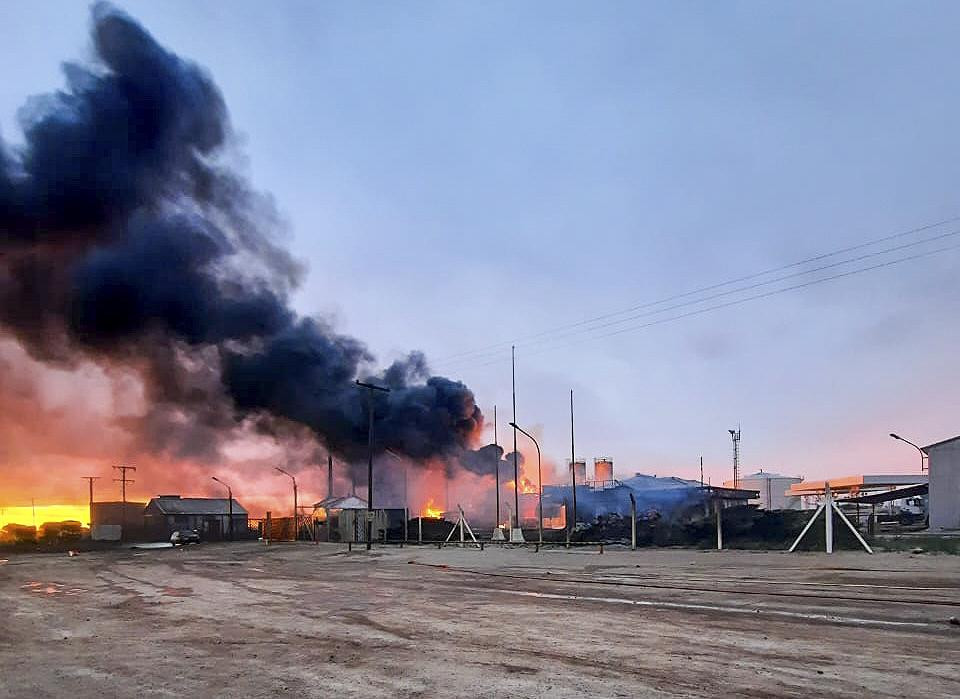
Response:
[3,1,959,485]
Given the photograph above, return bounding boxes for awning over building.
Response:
[845,483,928,505]
[787,474,927,497]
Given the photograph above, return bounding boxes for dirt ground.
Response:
[1,542,958,698]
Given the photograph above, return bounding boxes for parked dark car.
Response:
[170,529,201,545]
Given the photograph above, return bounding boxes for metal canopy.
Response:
[844,483,928,505]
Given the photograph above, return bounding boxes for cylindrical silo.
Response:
[568,459,587,484]
[594,457,613,482]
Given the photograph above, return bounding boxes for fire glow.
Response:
[0,505,89,530]
[419,499,443,519]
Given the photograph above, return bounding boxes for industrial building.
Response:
[925,435,960,530]
[90,501,147,541]
[723,470,802,510]
[143,495,248,541]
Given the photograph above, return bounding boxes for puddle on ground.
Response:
[20,581,86,596]
[161,586,192,596]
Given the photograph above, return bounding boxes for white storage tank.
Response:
[724,470,802,510]
[594,457,614,482]
[568,459,587,484]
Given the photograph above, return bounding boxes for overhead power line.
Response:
[456,239,960,370]
[435,225,960,369]
[434,216,960,367]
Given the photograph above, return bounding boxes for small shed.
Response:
[144,495,248,541]
[90,501,148,540]
[312,496,405,542]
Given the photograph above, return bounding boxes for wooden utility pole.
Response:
[327,453,334,500]
[112,465,136,540]
[356,379,390,550]
[81,476,100,526]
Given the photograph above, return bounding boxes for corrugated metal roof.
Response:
[312,495,368,510]
[923,435,960,451]
[622,474,700,490]
[149,497,247,515]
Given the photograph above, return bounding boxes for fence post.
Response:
[716,504,723,550]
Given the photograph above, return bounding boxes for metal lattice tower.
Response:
[728,428,741,489]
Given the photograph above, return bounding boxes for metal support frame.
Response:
[442,505,481,549]
[788,486,873,554]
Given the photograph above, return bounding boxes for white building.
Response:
[724,470,802,510]
[925,435,960,531]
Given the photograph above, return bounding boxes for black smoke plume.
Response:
[0,4,485,473]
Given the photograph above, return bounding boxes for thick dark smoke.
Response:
[0,4,485,473]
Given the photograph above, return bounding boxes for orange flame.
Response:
[420,498,443,519]
[504,477,538,495]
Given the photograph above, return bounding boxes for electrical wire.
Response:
[434,226,960,369]
[454,239,960,370]
[434,216,960,365]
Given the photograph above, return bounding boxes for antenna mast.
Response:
[728,428,741,489]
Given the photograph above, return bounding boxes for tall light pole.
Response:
[356,379,390,550]
[494,404,500,529]
[275,467,297,539]
[569,389,577,538]
[211,476,234,541]
[510,421,542,545]
[889,433,928,473]
[511,346,519,531]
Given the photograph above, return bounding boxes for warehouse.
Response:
[924,435,960,530]
[143,495,248,541]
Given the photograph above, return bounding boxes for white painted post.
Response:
[418,515,422,544]
[716,503,723,550]
[825,485,834,554]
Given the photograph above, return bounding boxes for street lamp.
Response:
[211,476,234,541]
[509,421,542,545]
[889,433,928,473]
[275,467,298,539]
